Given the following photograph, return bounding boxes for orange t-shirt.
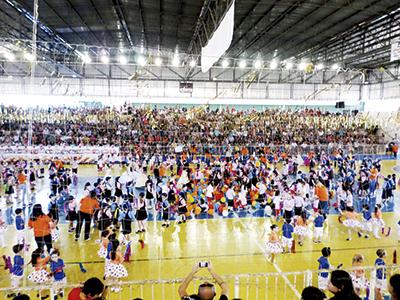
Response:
[315,185,329,201]
[80,197,100,214]
[18,173,27,185]
[28,215,52,237]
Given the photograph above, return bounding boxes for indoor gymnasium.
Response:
[1,0,400,300]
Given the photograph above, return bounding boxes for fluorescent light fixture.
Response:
[316,63,324,70]
[254,60,263,69]
[331,63,339,70]
[81,53,91,64]
[285,61,293,70]
[222,59,230,68]
[154,57,163,66]
[239,60,246,68]
[119,55,128,65]
[298,62,307,71]
[24,52,35,62]
[172,56,180,67]
[4,52,15,61]
[100,55,109,64]
[137,55,146,66]
[269,60,278,70]
[189,60,197,68]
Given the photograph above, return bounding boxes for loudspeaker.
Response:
[335,101,345,109]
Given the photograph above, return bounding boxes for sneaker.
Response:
[357,232,362,238]
[68,228,74,233]
[365,235,369,238]
[161,224,166,227]
[141,229,146,232]
[59,292,64,298]
[346,238,351,241]
[135,230,141,234]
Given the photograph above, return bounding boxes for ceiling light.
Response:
[155,57,163,66]
[254,60,263,69]
[119,55,128,65]
[269,60,278,70]
[4,52,15,61]
[100,54,109,64]
[316,63,324,70]
[222,59,230,68]
[331,63,339,70]
[298,62,307,71]
[189,60,197,68]
[285,61,293,70]
[239,60,246,68]
[172,56,180,67]
[137,55,146,66]
[81,53,91,64]
[24,52,35,62]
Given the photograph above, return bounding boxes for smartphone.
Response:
[199,261,209,268]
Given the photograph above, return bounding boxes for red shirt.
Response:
[68,288,82,300]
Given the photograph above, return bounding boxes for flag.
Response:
[124,242,132,262]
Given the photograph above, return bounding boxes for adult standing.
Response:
[75,191,99,241]
[135,192,147,233]
[28,204,54,251]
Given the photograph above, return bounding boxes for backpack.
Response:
[2,255,12,273]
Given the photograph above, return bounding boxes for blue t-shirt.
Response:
[106,242,113,259]
[50,259,65,281]
[282,223,294,239]
[318,256,330,278]
[12,255,24,276]
[363,210,372,221]
[314,215,324,227]
[15,216,24,231]
[375,258,386,280]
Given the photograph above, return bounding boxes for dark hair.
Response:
[377,249,386,258]
[301,286,326,300]
[390,274,400,299]
[15,208,22,215]
[101,230,110,238]
[31,248,43,267]
[321,247,331,257]
[329,270,360,299]
[12,294,30,300]
[270,224,277,230]
[110,251,117,261]
[50,249,60,256]
[12,244,24,254]
[30,204,44,221]
[81,277,105,297]
[139,192,145,198]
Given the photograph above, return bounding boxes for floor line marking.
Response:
[231,211,302,299]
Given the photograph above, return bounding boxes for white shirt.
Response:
[226,188,235,200]
[294,196,304,208]
[283,198,294,211]
[206,185,214,198]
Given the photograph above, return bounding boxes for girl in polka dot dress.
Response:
[27,248,51,299]
[104,239,128,292]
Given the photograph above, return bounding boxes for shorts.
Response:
[282,237,293,249]
[375,278,386,290]
[314,227,323,238]
[318,275,329,290]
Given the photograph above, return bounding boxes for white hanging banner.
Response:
[391,37,400,62]
[201,1,235,73]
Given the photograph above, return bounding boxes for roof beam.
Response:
[138,0,148,49]
[227,0,278,56]
[111,0,134,48]
[278,0,393,60]
[63,0,103,45]
[233,0,306,58]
